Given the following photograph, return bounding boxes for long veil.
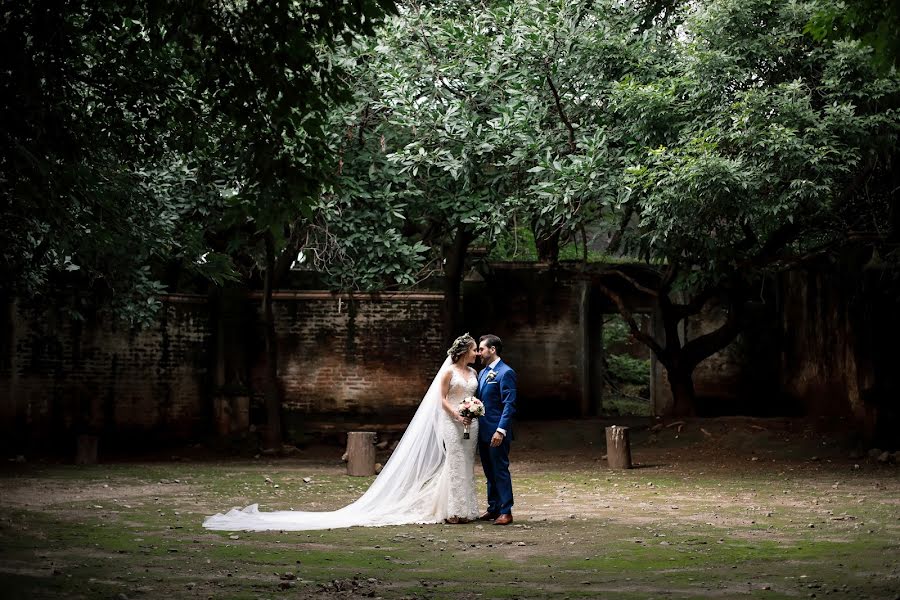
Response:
[203,357,452,531]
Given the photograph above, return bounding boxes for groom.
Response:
[476,334,517,525]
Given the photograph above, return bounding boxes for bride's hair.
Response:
[446,333,475,363]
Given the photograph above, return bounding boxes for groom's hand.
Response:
[490,431,504,447]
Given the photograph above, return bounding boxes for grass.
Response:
[1,418,898,599]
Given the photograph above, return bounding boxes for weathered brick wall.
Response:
[0,295,212,451]
[464,266,586,418]
[779,264,900,442]
[246,292,445,427]
[1,291,446,450]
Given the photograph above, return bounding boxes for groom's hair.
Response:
[479,334,502,355]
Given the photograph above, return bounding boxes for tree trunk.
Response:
[442,225,474,343]
[532,218,560,265]
[667,365,697,417]
[346,431,376,476]
[261,232,282,451]
[605,426,632,469]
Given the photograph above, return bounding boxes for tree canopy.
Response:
[1,0,395,325]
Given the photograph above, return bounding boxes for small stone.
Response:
[877,451,891,463]
[303,477,312,484]
[341,452,348,462]
[280,572,296,580]
[751,457,759,462]
[279,581,294,590]
[517,542,526,546]
[229,535,240,540]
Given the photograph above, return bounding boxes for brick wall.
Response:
[464,266,587,418]
[1,291,448,450]
[0,295,212,452]
[7,262,842,450]
[247,292,445,428]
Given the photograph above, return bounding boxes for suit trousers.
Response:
[478,434,513,515]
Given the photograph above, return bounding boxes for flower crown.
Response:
[447,333,475,363]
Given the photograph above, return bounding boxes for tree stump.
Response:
[346,431,376,476]
[605,425,632,469]
[76,435,98,465]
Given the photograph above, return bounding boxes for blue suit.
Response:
[477,359,517,516]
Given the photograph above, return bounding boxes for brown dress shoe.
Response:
[492,513,513,525]
[478,511,497,521]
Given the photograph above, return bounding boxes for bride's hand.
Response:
[462,417,472,426]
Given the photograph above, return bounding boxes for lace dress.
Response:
[438,368,480,520]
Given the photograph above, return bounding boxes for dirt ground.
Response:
[1,417,898,599]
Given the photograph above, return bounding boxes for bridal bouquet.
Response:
[458,397,484,439]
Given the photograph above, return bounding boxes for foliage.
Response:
[603,315,651,385]
[320,0,672,287]
[806,0,900,71]
[620,0,900,288]
[0,0,396,325]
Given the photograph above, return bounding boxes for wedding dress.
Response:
[203,358,479,531]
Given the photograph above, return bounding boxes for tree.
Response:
[342,0,900,415]
[320,3,522,342]
[2,0,398,448]
[319,0,668,339]
[599,0,900,414]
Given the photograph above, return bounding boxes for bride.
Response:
[203,334,481,531]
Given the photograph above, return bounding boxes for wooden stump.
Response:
[346,431,376,476]
[76,435,98,465]
[605,425,632,469]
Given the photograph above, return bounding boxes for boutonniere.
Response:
[486,370,497,381]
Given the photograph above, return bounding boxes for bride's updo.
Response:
[447,333,475,363]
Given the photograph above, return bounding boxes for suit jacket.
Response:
[477,359,517,442]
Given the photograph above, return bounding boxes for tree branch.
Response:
[669,284,719,320]
[599,268,659,297]
[606,204,634,255]
[596,280,667,360]
[545,72,576,154]
[681,295,743,370]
